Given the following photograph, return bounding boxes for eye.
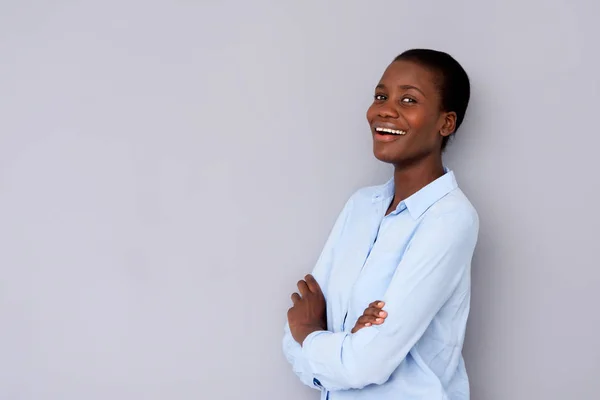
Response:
[374,93,387,101]
[401,97,416,104]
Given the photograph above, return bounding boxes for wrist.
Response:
[294,324,324,346]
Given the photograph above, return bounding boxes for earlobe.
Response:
[440,127,453,137]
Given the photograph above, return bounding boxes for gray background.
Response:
[1,1,598,399]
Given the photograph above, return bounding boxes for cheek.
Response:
[403,108,429,129]
[405,109,442,138]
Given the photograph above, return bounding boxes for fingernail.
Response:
[378,302,385,307]
[376,318,383,322]
[379,311,386,316]
[365,323,371,326]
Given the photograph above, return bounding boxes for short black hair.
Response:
[394,49,470,151]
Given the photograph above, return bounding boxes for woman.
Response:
[283,49,478,400]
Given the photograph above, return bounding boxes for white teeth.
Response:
[375,127,406,135]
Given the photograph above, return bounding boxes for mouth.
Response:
[372,124,407,143]
[374,127,407,136]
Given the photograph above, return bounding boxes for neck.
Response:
[389,155,445,211]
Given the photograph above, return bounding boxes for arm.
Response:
[282,196,354,389]
[300,210,479,391]
[283,321,319,388]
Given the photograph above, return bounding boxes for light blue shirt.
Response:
[283,170,479,399]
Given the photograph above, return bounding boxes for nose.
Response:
[377,102,399,119]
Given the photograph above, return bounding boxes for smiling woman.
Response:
[283,49,478,400]
[370,50,470,166]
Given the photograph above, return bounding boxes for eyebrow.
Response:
[376,83,427,98]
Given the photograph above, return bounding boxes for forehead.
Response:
[379,60,439,95]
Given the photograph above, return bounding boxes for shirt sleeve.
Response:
[281,195,354,390]
[300,210,479,391]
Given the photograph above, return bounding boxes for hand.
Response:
[351,301,387,333]
[287,274,327,345]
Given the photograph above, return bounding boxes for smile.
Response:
[374,127,406,135]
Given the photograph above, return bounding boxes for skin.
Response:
[288,60,456,344]
[351,301,387,333]
[287,274,327,344]
[369,60,457,214]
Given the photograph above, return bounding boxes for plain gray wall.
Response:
[1,1,598,399]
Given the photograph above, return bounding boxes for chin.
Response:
[373,152,395,164]
[373,145,404,164]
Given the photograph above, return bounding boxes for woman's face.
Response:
[366,60,455,165]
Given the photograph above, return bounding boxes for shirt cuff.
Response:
[301,327,382,390]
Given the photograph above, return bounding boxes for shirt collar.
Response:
[373,168,458,219]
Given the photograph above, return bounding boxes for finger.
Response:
[297,280,309,296]
[368,300,385,309]
[304,274,322,293]
[352,321,371,333]
[364,307,387,318]
[352,317,382,334]
[291,292,301,305]
[358,315,385,326]
[355,316,373,327]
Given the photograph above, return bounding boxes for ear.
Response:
[439,111,457,137]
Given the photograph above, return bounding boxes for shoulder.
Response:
[423,188,479,235]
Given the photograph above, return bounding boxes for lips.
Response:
[372,123,407,136]
[374,127,406,135]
